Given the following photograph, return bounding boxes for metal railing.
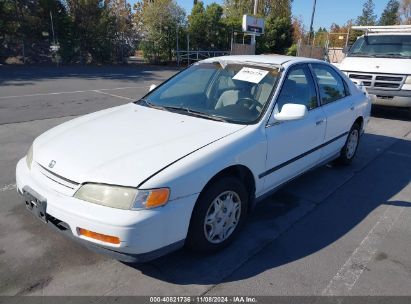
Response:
[176,50,231,65]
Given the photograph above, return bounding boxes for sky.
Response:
[174,0,388,30]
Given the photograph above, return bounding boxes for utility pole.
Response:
[309,0,317,45]
[50,11,59,67]
[251,0,258,45]
[50,11,56,45]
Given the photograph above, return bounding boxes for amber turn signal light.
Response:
[145,188,170,209]
[78,228,120,245]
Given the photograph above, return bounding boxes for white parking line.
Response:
[93,90,134,101]
[0,183,16,192]
[322,205,405,295]
[0,85,149,100]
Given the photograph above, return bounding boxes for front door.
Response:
[262,64,326,192]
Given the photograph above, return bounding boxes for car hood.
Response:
[34,103,245,187]
[340,57,411,74]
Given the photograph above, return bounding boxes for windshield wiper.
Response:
[349,52,377,57]
[162,106,228,122]
[137,99,228,122]
[137,98,167,110]
[374,53,411,58]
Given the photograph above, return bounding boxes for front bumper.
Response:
[16,158,198,262]
[367,89,411,108]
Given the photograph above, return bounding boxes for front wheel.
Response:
[186,176,248,253]
[337,122,361,165]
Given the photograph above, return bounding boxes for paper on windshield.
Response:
[233,67,269,84]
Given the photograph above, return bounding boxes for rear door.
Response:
[310,63,356,160]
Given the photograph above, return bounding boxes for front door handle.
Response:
[315,119,324,125]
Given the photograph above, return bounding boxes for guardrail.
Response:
[176,50,231,65]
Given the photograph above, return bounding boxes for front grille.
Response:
[374,82,400,88]
[375,76,402,82]
[37,163,79,190]
[348,72,405,91]
[376,95,394,100]
[349,74,372,80]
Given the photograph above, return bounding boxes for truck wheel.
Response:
[337,122,361,165]
[186,176,248,253]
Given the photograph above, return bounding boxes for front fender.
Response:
[140,125,267,202]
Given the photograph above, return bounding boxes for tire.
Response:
[186,176,248,253]
[337,122,361,165]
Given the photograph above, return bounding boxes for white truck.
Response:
[339,25,411,111]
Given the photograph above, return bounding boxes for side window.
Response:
[276,65,318,111]
[312,64,348,105]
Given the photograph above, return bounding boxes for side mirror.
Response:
[342,46,351,54]
[274,103,307,121]
[149,84,157,92]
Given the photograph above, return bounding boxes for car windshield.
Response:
[348,35,411,59]
[136,62,280,124]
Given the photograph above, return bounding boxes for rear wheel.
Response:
[186,176,248,253]
[337,122,361,165]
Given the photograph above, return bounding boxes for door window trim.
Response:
[274,63,321,112]
[310,63,351,106]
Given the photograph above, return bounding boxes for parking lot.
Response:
[0,66,410,297]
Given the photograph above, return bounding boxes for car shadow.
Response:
[0,65,180,86]
[125,133,411,285]
[371,105,410,122]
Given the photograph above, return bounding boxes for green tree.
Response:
[262,0,292,18]
[356,0,377,25]
[224,0,291,20]
[204,3,228,49]
[135,0,185,63]
[64,0,117,63]
[223,0,293,54]
[188,1,207,49]
[188,2,228,50]
[314,27,328,47]
[0,0,137,64]
[223,0,253,21]
[379,0,400,25]
[106,0,136,62]
[0,0,74,63]
[256,16,292,54]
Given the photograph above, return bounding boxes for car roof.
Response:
[200,54,323,67]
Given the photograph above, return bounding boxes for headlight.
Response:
[74,183,170,210]
[405,76,411,84]
[26,144,33,170]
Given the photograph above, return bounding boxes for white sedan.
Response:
[16,55,371,262]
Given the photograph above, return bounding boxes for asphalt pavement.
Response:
[0,65,410,297]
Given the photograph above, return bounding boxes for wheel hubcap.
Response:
[346,129,359,159]
[203,191,241,244]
